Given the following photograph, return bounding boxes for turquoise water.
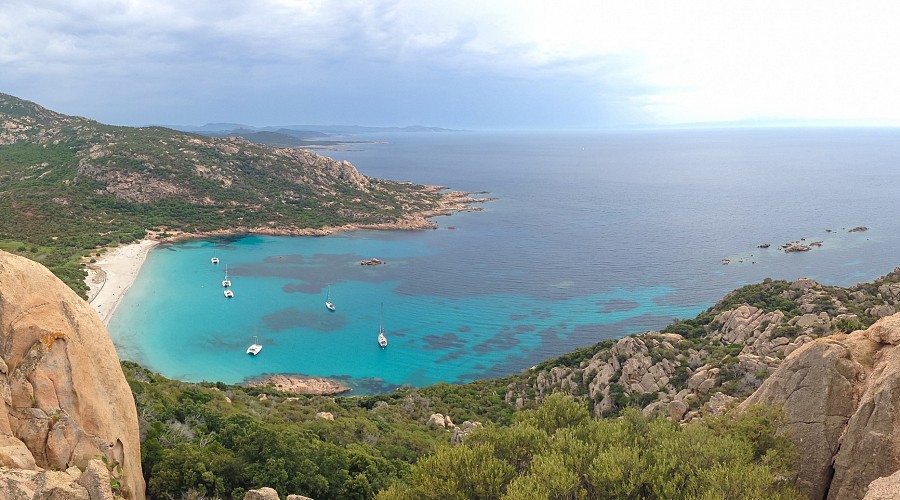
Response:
[110,233,700,391]
[109,128,900,392]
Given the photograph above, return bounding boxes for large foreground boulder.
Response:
[743,313,900,500]
[0,251,144,498]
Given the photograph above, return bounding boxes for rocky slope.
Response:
[0,250,144,498]
[744,314,900,500]
[504,270,900,421]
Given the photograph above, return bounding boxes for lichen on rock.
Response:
[0,251,144,498]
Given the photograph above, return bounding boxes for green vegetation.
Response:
[126,362,443,499]
[0,93,445,296]
[377,394,801,500]
[716,280,799,317]
[126,361,802,500]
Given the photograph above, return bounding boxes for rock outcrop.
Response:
[244,487,314,500]
[245,374,351,395]
[0,251,144,498]
[0,455,115,499]
[427,413,455,429]
[743,313,900,500]
[450,421,482,445]
[863,470,900,500]
[245,487,281,500]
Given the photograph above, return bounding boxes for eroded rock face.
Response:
[0,251,144,498]
[743,313,900,500]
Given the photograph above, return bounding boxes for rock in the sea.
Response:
[743,313,900,500]
[0,251,144,499]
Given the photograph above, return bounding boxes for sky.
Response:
[1,0,899,130]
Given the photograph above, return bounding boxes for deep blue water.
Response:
[108,128,900,392]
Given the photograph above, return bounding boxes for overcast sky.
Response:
[2,0,899,129]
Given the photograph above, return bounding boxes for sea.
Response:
[108,127,900,393]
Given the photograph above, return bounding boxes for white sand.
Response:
[86,239,158,325]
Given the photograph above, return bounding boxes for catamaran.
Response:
[377,303,388,349]
[246,336,262,355]
[211,257,219,264]
[325,285,335,311]
[222,265,231,288]
[224,289,234,298]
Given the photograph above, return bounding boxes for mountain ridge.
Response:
[0,93,481,296]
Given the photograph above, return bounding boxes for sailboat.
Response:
[223,289,234,298]
[211,257,219,264]
[325,285,335,311]
[222,265,231,288]
[377,303,388,349]
[246,336,262,355]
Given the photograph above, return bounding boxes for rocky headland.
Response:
[0,92,492,296]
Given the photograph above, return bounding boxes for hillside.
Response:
[503,270,900,420]
[0,93,471,296]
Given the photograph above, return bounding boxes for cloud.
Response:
[2,0,897,128]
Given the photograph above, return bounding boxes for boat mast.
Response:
[379,303,384,334]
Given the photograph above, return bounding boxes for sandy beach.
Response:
[82,189,487,325]
[85,239,158,325]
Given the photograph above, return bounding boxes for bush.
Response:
[377,395,803,500]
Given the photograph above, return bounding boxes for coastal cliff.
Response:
[0,250,144,498]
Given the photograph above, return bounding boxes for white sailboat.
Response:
[325,285,335,311]
[222,265,231,288]
[377,303,388,349]
[224,289,234,298]
[246,336,262,355]
[211,257,219,264]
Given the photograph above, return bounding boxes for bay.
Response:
[108,128,900,392]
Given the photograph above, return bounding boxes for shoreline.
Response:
[85,188,489,326]
[85,239,159,325]
[152,189,494,242]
